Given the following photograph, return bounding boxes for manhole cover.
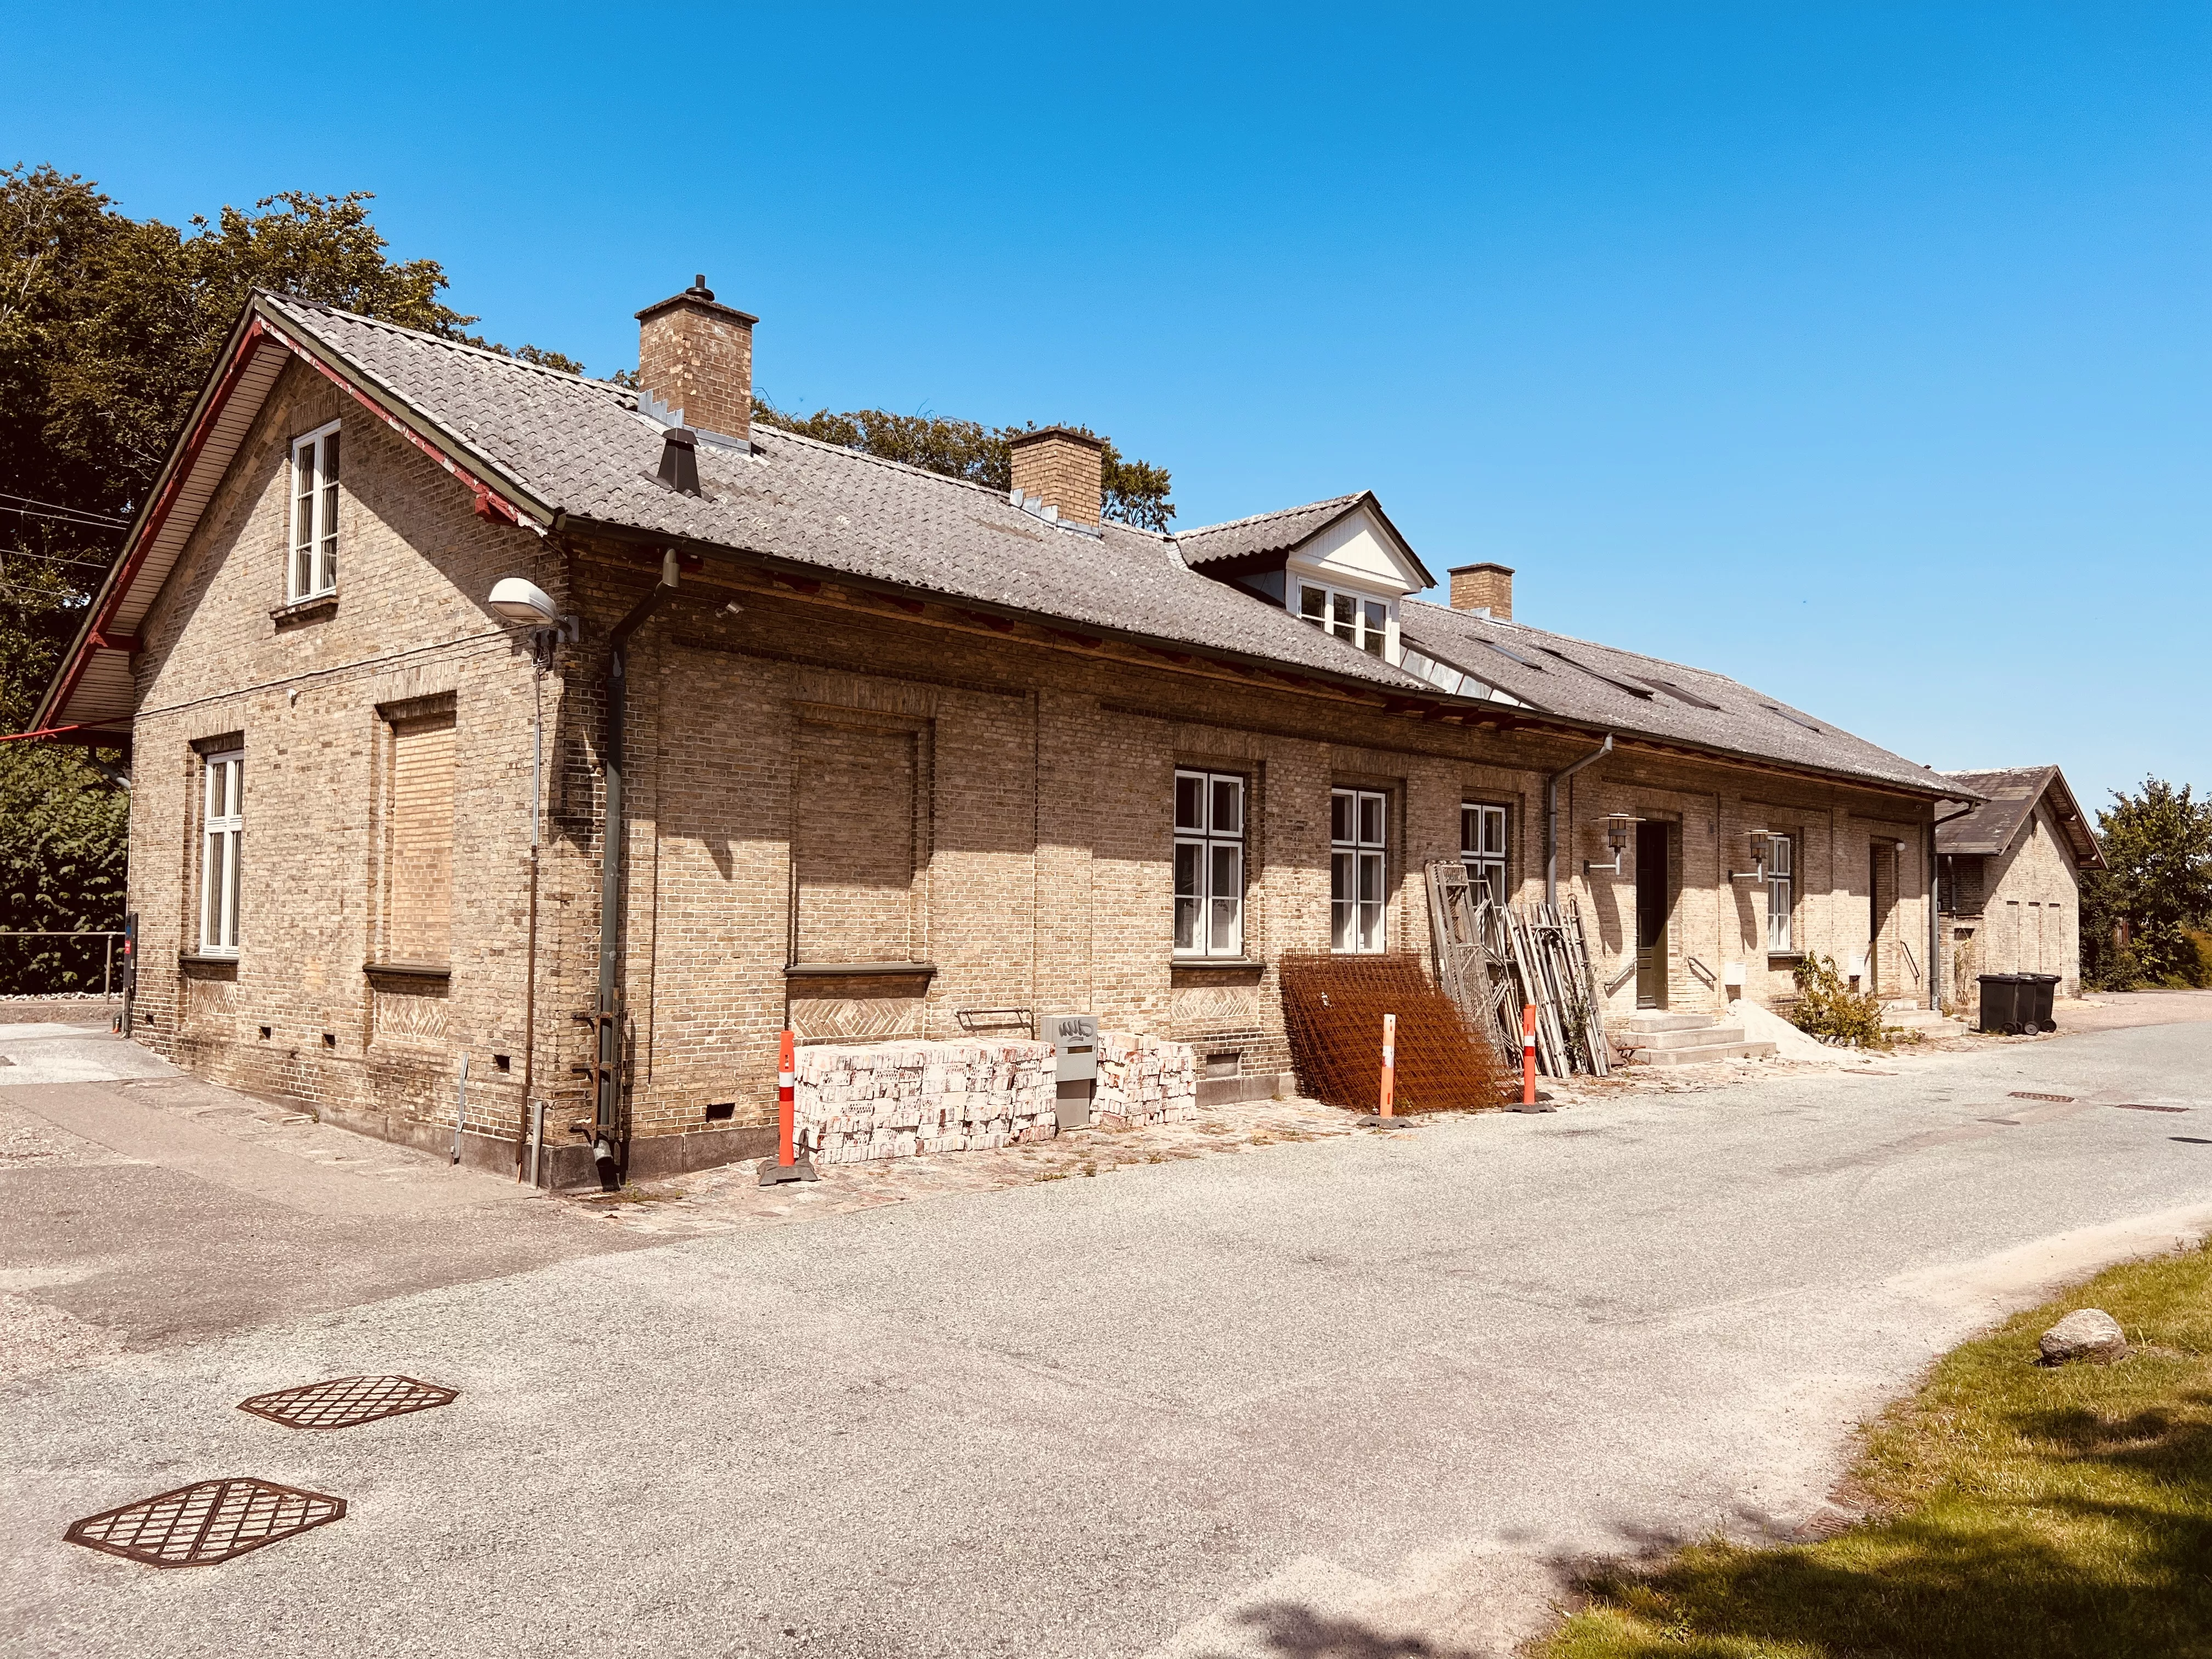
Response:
[2115,1103,2189,1114]
[2008,1091,2073,1103]
[238,1375,457,1431]
[65,1478,345,1567]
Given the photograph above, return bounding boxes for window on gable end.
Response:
[289,422,341,601]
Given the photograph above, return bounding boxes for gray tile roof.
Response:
[262,296,1959,800]
[267,297,1435,695]
[1937,766,2103,865]
[1175,495,1365,568]
[1399,598,1960,797]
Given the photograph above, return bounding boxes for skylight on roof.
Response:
[1635,675,1722,710]
[1480,639,1544,670]
[1764,704,1822,732]
[1538,647,1654,699]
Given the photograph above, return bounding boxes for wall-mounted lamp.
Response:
[1731,830,1780,882]
[489,577,580,669]
[1584,813,1641,875]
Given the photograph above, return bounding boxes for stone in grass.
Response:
[2039,1307,2128,1365]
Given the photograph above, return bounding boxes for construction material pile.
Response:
[1427,861,1612,1076]
[1278,951,1509,1113]
[791,1034,1199,1164]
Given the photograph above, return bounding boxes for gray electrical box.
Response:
[1047,1013,1098,1129]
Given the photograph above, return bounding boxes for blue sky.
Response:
[6,3,2205,810]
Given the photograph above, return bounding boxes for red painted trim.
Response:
[1,722,123,745]
[46,318,274,728]
[263,323,527,528]
[89,631,140,654]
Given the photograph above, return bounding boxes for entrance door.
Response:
[1869,840,1895,995]
[1635,821,1669,1008]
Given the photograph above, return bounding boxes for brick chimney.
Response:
[1008,426,1105,527]
[635,275,757,444]
[1449,562,1514,619]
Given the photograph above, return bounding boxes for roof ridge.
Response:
[259,292,635,402]
[1177,492,1364,540]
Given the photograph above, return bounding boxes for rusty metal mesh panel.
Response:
[1278,951,1509,1114]
[238,1374,457,1431]
[65,1479,345,1567]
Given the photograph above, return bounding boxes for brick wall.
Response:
[1943,795,2085,1011]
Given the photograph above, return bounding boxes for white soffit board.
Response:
[1287,505,1424,595]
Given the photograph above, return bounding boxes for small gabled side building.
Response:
[1937,766,2104,1009]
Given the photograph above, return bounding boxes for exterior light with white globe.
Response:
[489,577,562,627]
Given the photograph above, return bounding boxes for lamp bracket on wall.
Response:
[1731,828,1780,882]
[1585,813,1643,876]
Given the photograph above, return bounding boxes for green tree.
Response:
[754,398,1175,531]
[1,164,575,990]
[2079,776,2212,990]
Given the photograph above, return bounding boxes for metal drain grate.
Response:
[2115,1103,2189,1114]
[2008,1091,2074,1103]
[238,1374,458,1431]
[66,1479,345,1567]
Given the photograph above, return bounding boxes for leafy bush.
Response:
[1787,952,1894,1048]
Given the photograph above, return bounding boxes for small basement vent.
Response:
[66,1479,346,1567]
[238,1374,458,1431]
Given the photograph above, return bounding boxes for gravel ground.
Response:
[3,1018,2210,1658]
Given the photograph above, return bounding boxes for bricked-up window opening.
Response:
[1297,582,1392,659]
[289,421,341,601]
[1331,788,1387,953]
[1767,833,1795,952]
[199,751,243,956]
[387,710,456,965]
[1174,770,1245,958]
[1462,803,1508,905]
[794,718,919,963]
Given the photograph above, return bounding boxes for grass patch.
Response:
[1541,1242,2212,1658]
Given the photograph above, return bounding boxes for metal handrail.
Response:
[1606,961,1637,994]
[1900,941,1922,983]
[1686,956,1717,987]
[0,930,126,1002]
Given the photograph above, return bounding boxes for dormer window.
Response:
[289,422,341,601]
[1296,582,1390,659]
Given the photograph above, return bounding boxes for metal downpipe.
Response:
[594,550,680,1178]
[1545,735,1614,906]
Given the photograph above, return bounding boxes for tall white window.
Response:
[1297,582,1391,659]
[1767,833,1794,952]
[1174,770,1245,958]
[200,751,244,956]
[1331,788,1387,952]
[1462,803,1508,905]
[289,421,341,601]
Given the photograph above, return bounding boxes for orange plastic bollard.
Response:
[1379,1013,1397,1118]
[777,1027,797,1166]
[1521,1003,1538,1107]
[759,1027,820,1185]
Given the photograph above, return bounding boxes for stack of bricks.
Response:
[791,1039,1057,1165]
[789,1031,1200,1165]
[1091,1032,1199,1127]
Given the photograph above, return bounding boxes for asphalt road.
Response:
[4,1017,2211,1658]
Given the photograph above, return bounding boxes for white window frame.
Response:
[1296,580,1395,661]
[1331,787,1388,953]
[1174,769,1246,958]
[1766,833,1794,952]
[288,420,342,601]
[199,750,244,956]
[1462,802,1508,905]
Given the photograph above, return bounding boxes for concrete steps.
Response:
[1613,1010,1778,1068]
[1881,1002,1967,1036]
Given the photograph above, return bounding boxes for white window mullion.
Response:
[200,752,244,956]
[1331,787,1389,954]
[289,422,341,602]
[1174,769,1246,960]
